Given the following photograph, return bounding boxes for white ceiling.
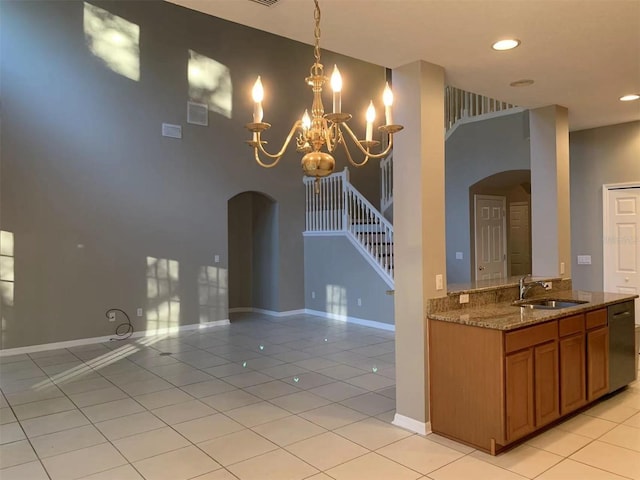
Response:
[168,0,640,132]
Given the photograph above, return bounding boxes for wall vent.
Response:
[249,0,279,6]
[187,101,208,126]
[162,123,182,139]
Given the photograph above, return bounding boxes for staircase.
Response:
[445,85,523,138]
[303,87,520,290]
[304,168,394,288]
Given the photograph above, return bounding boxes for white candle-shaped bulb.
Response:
[252,76,264,123]
[383,82,393,125]
[331,65,342,114]
[302,110,311,131]
[365,101,375,142]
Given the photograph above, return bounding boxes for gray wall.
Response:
[304,236,394,325]
[251,193,279,311]
[445,112,531,284]
[570,121,640,291]
[0,0,386,348]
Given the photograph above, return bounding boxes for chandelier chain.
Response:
[313,0,321,65]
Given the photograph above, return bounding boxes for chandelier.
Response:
[245,0,403,181]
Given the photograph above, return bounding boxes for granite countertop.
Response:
[428,290,637,331]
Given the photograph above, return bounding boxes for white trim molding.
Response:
[304,309,395,331]
[0,320,230,357]
[229,307,307,317]
[392,413,431,436]
[229,307,395,331]
[602,181,640,293]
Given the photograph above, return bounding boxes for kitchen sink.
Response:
[514,299,589,310]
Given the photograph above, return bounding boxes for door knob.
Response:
[625,277,629,282]
[479,266,485,271]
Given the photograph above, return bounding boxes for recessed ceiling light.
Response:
[510,79,534,87]
[492,39,521,51]
[620,94,640,101]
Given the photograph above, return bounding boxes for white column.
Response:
[392,60,446,434]
[530,105,571,278]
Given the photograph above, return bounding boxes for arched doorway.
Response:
[227,192,279,315]
[469,170,532,281]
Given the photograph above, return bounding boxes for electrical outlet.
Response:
[459,293,469,304]
[560,262,565,275]
[455,252,463,260]
[136,308,143,317]
[357,298,362,306]
[436,274,444,291]
[107,311,116,322]
[311,291,315,299]
[214,255,220,263]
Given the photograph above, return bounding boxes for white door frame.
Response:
[602,181,640,292]
[474,194,508,280]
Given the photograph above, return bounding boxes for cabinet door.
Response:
[506,349,535,441]
[535,341,560,426]
[587,326,609,401]
[560,333,586,415]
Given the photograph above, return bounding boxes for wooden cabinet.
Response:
[534,341,560,426]
[429,306,614,455]
[505,339,559,442]
[586,309,609,401]
[558,314,587,415]
[559,333,586,414]
[587,326,609,400]
[505,349,535,441]
[504,321,558,442]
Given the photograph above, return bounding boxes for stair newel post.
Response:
[304,181,311,231]
[342,168,349,233]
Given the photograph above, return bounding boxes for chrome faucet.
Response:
[519,274,547,300]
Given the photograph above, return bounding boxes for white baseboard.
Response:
[0,319,230,357]
[304,309,395,331]
[229,307,307,318]
[229,307,394,331]
[392,413,431,435]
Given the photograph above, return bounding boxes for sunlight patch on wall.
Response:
[84,2,140,81]
[146,257,180,333]
[198,265,228,323]
[188,50,232,118]
[0,231,15,348]
[326,284,347,318]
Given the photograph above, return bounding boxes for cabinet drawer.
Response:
[505,321,558,354]
[559,314,585,337]
[586,309,607,330]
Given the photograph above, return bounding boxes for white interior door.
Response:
[509,202,531,276]
[475,195,507,281]
[604,185,640,321]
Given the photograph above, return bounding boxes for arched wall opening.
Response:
[469,169,532,281]
[227,191,279,313]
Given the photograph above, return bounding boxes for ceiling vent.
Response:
[249,0,279,6]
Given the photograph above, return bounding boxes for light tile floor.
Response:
[0,312,639,479]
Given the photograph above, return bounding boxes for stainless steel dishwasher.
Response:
[608,300,636,392]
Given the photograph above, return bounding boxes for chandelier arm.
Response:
[253,148,281,168]
[327,123,342,153]
[254,120,303,160]
[340,122,395,160]
[341,135,370,168]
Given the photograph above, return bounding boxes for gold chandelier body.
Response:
[245,0,403,179]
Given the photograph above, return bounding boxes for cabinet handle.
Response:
[613,311,631,318]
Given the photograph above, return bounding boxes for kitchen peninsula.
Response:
[427,278,637,455]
